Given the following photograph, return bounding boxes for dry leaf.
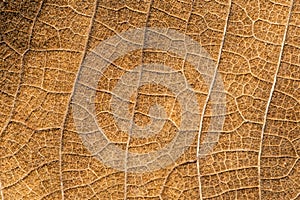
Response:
[0,0,299,199]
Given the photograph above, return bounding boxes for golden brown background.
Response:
[1,0,300,199]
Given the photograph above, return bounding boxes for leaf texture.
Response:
[0,0,299,200]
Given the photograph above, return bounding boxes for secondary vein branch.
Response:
[257,1,294,199]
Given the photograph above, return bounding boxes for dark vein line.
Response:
[196,1,232,199]
[58,1,99,199]
[257,1,294,199]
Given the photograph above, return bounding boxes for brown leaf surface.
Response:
[0,0,299,199]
